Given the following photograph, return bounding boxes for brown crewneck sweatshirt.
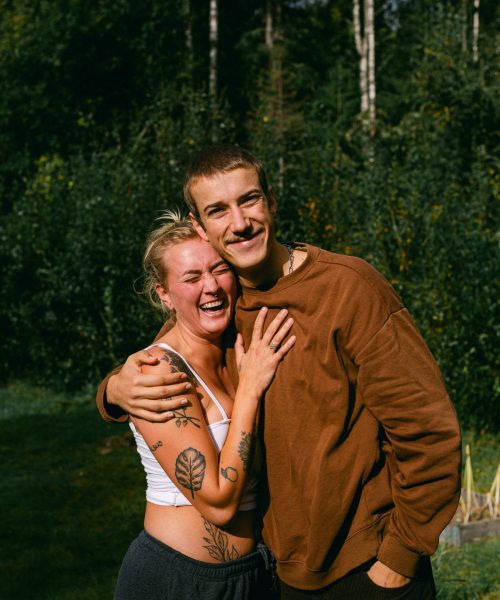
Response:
[96,244,461,590]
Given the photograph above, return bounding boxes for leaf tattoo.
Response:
[172,408,201,429]
[220,466,238,482]
[160,350,199,390]
[202,518,240,562]
[175,447,206,499]
[238,431,254,472]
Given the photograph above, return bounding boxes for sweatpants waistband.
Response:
[139,530,266,581]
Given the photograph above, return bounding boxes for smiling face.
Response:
[188,167,278,280]
[156,238,237,340]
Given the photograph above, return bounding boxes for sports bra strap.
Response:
[146,342,229,422]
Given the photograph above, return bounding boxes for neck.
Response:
[237,239,291,289]
[163,324,225,370]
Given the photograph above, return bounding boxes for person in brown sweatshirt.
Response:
[97,144,461,598]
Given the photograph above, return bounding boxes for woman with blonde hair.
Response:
[115,211,295,599]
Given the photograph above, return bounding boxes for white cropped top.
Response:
[129,343,258,510]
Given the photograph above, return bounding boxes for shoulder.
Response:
[306,245,402,310]
[143,345,196,381]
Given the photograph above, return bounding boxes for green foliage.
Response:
[432,538,500,599]
[0,0,498,429]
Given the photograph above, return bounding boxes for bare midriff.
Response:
[144,502,257,563]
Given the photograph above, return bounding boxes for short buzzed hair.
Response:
[183,144,271,220]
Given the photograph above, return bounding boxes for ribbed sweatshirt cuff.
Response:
[377,535,421,578]
[96,370,128,423]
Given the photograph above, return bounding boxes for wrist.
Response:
[235,382,261,405]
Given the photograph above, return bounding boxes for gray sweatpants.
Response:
[115,530,277,600]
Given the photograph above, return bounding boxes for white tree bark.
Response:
[265,0,273,54]
[365,0,376,131]
[472,0,480,63]
[209,0,218,104]
[353,0,375,133]
[184,0,193,76]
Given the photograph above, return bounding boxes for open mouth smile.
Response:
[200,299,225,313]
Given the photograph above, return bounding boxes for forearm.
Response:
[358,311,462,575]
[377,402,462,576]
[204,385,261,520]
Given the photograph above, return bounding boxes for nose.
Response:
[202,272,220,294]
[230,206,251,235]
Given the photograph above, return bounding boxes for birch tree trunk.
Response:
[265,0,284,191]
[184,0,193,79]
[365,0,376,132]
[265,0,273,55]
[353,0,368,116]
[472,0,480,63]
[209,0,218,136]
[353,0,376,134]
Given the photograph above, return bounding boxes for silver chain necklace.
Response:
[284,243,295,274]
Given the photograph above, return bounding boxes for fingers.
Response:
[234,332,245,369]
[250,307,268,344]
[130,396,190,423]
[133,408,175,423]
[275,334,296,359]
[132,380,193,401]
[262,309,290,345]
[131,349,161,367]
[268,316,294,350]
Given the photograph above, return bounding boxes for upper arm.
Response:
[135,348,221,506]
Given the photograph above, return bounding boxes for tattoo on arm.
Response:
[161,351,199,390]
[202,518,240,562]
[172,408,201,429]
[151,440,163,453]
[175,447,206,499]
[160,351,202,429]
[220,466,238,483]
[238,431,255,472]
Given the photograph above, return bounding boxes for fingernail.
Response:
[165,411,174,418]
[185,383,192,390]
[180,398,188,406]
[179,372,187,380]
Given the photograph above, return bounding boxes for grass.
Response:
[0,382,144,599]
[0,382,499,599]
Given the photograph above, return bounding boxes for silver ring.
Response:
[269,343,277,351]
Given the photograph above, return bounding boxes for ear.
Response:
[266,186,277,215]
[189,213,209,241]
[155,284,174,311]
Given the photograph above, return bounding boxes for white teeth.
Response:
[200,300,224,310]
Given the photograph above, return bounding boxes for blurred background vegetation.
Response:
[0,0,498,435]
[0,2,499,598]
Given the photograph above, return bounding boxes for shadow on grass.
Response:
[0,402,144,599]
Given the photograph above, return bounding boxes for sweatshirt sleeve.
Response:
[95,320,173,423]
[355,303,461,577]
[95,364,128,423]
